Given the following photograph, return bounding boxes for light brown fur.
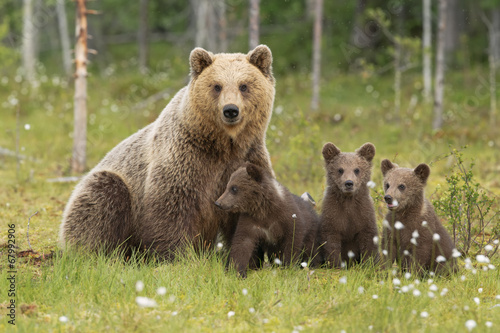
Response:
[381,159,457,275]
[59,46,276,259]
[319,143,379,268]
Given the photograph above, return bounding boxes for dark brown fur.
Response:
[319,142,379,268]
[215,163,321,278]
[60,46,276,259]
[381,159,457,275]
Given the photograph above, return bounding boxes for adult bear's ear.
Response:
[190,48,213,78]
[414,163,431,184]
[381,159,395,176]
[357,142,376,163]
[246,163,263,183]
[322,142,341,162]
[247,45,273,80]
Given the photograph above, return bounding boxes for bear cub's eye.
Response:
[231,186,238,194]
[239,84,248,92]
[214,84,222,92]
[354,168,360,175]
[338,168,344,175]
[398,184,406,191]
[385,183,390,190]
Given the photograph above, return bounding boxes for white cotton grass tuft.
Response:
[373,236,379,245]
[292,214,297,218]
[217,242,223,249]
[485,244,493,252]
[348,251,355,259]
[59,316,69,323]
[427,291,435,298]
[392,199,399,207]
[227,311,235,318]
[465,319,477,331]
[411,238,418,246]
[382,250,388,256]
[372,295,378,299]
[242,288,248,296]
[436,255,446,263]
[404,272,411,279]
[339,276,347,284]
[367,180,376,189]
[156,287,167,296]
[24,124,31,130]
[135,280,144,292]
[136,296,157,308]
[392,278,401,286]
[452,248,462,258]
[412,230,419,238]
[274,258,282,265]
[249,307,255,313]
[433,233,441,242]
[413,289,421,297]
[404,250,410,256]
[440,288,448,296]
[358,286,365,294]
[422,221,428,227]
[478,288,483,293]
[301,262,308,268]
[476,255,490,263]
[474,297,480,305]
[394,221,404,230]
[420,311,429,318]
[382,220,391,229]
[401,286,409,293]
[429,284,438,292]
[486,321,493,328]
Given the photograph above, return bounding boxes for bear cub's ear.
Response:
[356,142,376,163]
[322,142,341,162]
[381,159,396,176]
[414,163,431,184]
[190,48,214,78]
[246,163,263,183]
[247,45,273,80]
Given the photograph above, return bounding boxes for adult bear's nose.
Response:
[223,104,239,120]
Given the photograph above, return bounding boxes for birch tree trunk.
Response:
[422,0,432,103]
[311,0,323,112]
[56,0,72,77]
[138,0,149,73]
[22,0,36,81]
[73,0,89,173]
[249,0,260,50]
[433,0,447,130]
[216,0,227,52]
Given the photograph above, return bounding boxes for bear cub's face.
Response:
[381,159,430,212]
[322,142,375,196]
[215,163,266,214]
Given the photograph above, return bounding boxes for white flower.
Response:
[422,221,428,227]
[301,262,308,268]
[59,316,69,323]
[135,280,144,292]
[476,255,490,263]
[339,276,347,284]
[367,180,376,188]
[24,124,31,130]
[292,214,297,218]
[373,236,379,245]
[486,321,493,328]
[401,286,409,293]
[427,291,435,298]
[382,220,391,229]
[249,307,255,313]
[485,245,493,252]
[274,258,282,265]
[411,238,418,246]
[465,319,477,331]
[429,284,438,292]
[393,278,401,286]
[474,297,480,305]
[372,295,378,299]
[436,255,446,263]
[394,221,404,230]
[157,287,167,296]
[227,311,235,318]
[413,289,421,297]
[348,251,355,259]
[452,248,461,258]
[433,233,441,242]
[440,288,448,296]
[412,230,419,238]
[420,311,429,318]
[404,272,411,279]
[217,242,223,249]
[242,288,248,296]
[358,286,365,294]
[136,296,157,308]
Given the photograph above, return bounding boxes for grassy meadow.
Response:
[1,42,499,332]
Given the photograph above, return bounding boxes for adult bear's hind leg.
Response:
[59,170,134,254]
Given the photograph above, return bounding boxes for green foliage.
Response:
[433,147,500,257]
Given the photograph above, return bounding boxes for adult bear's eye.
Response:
[398,184,406,191]
[214,84,222,92]
[239,84,247,92]
[231,186,238,194]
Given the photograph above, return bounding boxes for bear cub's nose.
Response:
[384,195,393,204]
[344,180,354,189]
[223,104,239,120]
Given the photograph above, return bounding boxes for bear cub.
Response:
[319,142,379,268]
[215,163,321,278]
[381,159,457,274]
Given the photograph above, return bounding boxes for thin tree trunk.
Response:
[422,0,432,103]
[490,9,500,124]
[433,0,447,130]
[349,0,369,48]
[311,0,323,112]
[394,43,402,118]
[216,0,227,52]
[138,0,149,73]
[73,0,89,173]
[56,0,72,77]
[249,0,260,50]
[22,0,36,81]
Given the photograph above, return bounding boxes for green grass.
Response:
[1,43,499,331]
